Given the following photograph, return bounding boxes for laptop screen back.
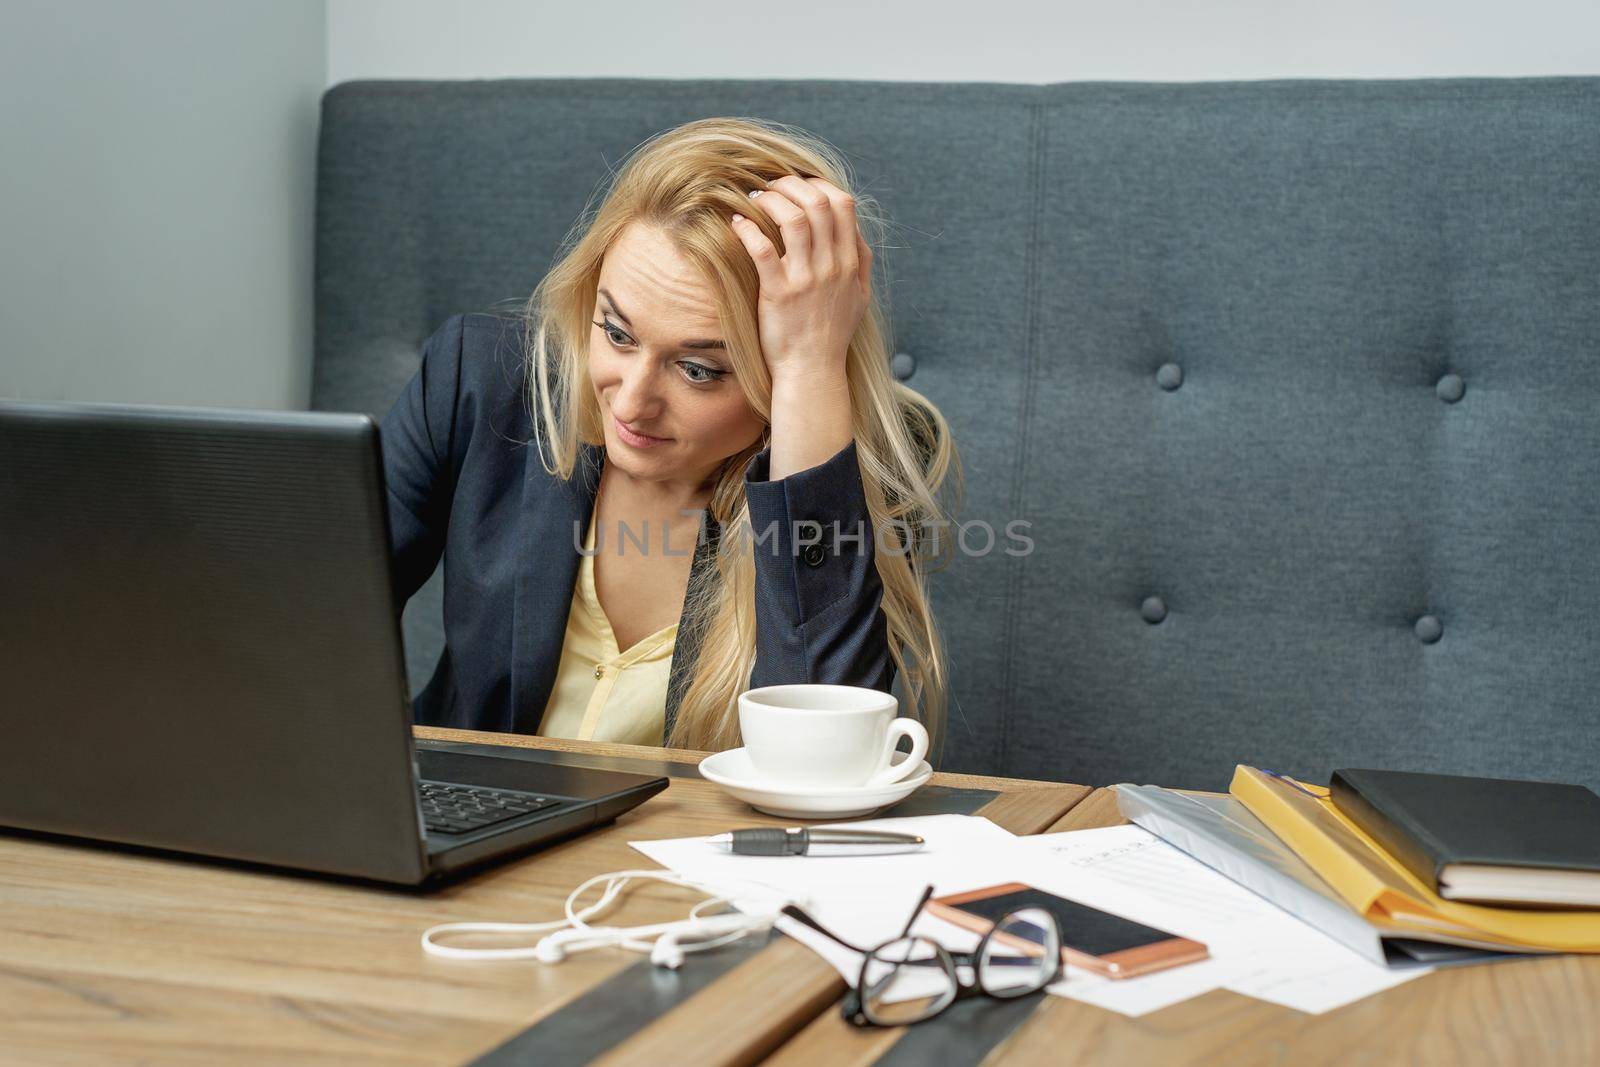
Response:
[0,400,429,883]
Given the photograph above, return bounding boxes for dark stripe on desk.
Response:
[862,784,996,819]
[873,991,1046,1067]
[472,930,781,1067]
[466,781,998,1066]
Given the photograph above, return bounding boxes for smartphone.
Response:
[927,883,1209,980]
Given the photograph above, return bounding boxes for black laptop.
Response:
[0,398,667,885]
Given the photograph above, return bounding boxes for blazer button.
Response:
[802,543,826,568]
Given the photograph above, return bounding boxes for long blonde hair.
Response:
[520,116,961,757]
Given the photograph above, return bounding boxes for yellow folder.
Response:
[1230,764,1600,952]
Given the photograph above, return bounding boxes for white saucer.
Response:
[698,748,933,819]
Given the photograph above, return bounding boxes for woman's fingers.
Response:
[770,175,836,268]
[741,182,811,269]
[726,174,870,384]
[740,177,809,276]
[803,176,861,284]
[729,209,783,291]
[797,176,870,301]
[856,224,873,301]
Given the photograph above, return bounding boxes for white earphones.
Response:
[420,868,801,969]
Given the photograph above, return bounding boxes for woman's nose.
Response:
[610,361,663,422]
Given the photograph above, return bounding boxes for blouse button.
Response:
[594,665,604,679]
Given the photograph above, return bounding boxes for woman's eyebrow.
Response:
[599,288,726,350]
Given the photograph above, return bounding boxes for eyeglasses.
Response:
[780,884,1063,1028]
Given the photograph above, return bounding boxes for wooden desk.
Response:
[0,727,1086,1065]
[8,737,1597,1066]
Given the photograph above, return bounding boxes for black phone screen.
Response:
[951,888,1179,957]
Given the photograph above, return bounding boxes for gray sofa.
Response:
[314,77,1600,791]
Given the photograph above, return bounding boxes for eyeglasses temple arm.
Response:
[779,904,874,955]
[781,883,936,957]
[898,884,936,939]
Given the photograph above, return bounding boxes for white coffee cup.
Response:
[737,683,930,789]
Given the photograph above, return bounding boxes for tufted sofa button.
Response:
[890,351,916,381]
[1414,614,1443,643]
[1141,595,1168,624]
[1436,373,1465,403]
[1156,362,1183,391]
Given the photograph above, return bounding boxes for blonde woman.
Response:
[381,117,958,757]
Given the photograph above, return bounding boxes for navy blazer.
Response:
[380,313,895,740]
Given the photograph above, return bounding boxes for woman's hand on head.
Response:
[729,175,872,389]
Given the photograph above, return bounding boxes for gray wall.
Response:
[328,0,1600,83]
[0,1,325,410]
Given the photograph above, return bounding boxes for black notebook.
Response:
[1330,768,1600,907]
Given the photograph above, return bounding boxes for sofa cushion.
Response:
[315,77,1600,790]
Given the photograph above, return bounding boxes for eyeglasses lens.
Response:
[978,907,1060,997]
[861,936,958,1025]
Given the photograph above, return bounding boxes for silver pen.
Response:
[708,827,926,857]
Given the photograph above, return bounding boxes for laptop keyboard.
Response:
[417,780,563,836]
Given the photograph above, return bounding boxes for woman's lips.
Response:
[614,414,671,448]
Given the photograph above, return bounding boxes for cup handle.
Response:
[865,718,930,787]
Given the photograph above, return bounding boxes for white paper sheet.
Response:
[629,818,1433,1017]
[632,814,1033,1005]
[1011,825,1433,1014]
[631,813,1020,914]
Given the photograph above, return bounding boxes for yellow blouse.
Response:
[537,509,679,746]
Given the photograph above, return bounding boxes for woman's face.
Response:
[589,222,766,489]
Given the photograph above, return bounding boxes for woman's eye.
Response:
[678,361,726,384]
[594,320,630,347]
